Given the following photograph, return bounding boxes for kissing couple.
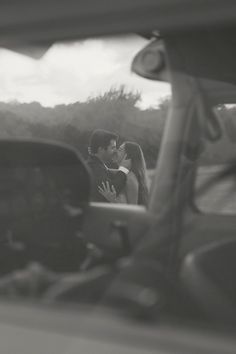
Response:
[87,129,148,206]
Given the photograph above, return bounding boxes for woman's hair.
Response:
[124,142,149,206]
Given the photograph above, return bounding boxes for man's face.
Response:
[103,139,117,164]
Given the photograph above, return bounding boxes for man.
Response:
[87,129,130,202]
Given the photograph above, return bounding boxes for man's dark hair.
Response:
[89,129,118,154]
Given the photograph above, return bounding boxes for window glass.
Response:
[0,34,170,206]
[195,104,236,214]
[0,34,171,297]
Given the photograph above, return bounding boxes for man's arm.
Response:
[110,170,127,195]
[109,156,131,195]
[88,163,110,202]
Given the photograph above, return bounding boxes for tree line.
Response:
[0,88,235,168]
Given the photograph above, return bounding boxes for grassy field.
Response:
[148,166,236,214]
[195,165,236,214]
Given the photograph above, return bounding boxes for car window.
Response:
[195,103,236,214]
[0,34,170,206]
[0,34,171,303]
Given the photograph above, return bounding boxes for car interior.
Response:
[0,1,236,354]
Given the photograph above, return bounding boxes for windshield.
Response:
[0,34,171,306]
[0,35,170,206]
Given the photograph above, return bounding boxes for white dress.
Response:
[116,171,139,204]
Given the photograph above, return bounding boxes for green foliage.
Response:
[0,92,236,168]
[0,87,168,168]
[1,91,236,167]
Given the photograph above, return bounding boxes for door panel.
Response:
[83,203,155,256]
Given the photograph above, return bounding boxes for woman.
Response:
[98,142,149,206]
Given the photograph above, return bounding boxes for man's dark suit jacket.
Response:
[87,155,126,202]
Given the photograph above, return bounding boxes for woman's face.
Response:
[117,144,126,164]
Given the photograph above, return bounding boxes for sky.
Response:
[0,34,170,109]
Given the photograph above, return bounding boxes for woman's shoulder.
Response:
[127,171,138,186]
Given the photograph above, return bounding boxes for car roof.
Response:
[1,0,236,45]
[2,1,236,99]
